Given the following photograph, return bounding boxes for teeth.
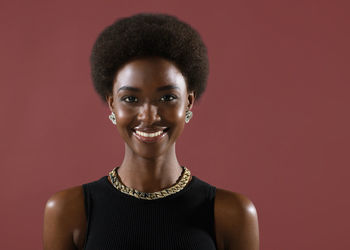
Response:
[135,130,164,137]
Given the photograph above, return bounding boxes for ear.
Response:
[187,91,195,110]
[106,95,114,111]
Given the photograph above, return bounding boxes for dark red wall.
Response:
[1,0,349,249]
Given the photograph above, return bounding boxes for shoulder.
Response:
[215,188,257,218]
[214,188,259,250]
[45,185,85,211]
[43,185,86,250]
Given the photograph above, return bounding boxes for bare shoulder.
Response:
[214,188,259,250]
[43,185,87,250]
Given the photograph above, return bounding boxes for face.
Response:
[107,57,195,159]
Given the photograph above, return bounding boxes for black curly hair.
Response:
[90,13,209,103]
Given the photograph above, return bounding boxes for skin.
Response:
[43,57,259,250]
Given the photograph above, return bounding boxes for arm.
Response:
[43,186,86,250]
[215,189,260,250]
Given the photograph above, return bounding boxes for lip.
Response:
[133,128,168,143]
[133,127,168,133]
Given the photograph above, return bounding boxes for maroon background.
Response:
[1,0,349,249]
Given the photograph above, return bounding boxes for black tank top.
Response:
[82,175,217,249]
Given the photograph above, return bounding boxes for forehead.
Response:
[113,57,187,91]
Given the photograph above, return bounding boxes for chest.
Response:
[83,200,217,249]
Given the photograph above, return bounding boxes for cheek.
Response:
[116,108,133,121]
[177,105,186,119]
[114,103,134,118]
[163,104,186,122]
[113,105,136,131]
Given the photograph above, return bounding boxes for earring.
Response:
[109,112,117,125]
[185,110,193,123]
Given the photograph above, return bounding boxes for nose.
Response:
[137,103,161,125]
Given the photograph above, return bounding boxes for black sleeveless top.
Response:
[82,175,217,250]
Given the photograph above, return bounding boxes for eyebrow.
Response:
[157,85,180,91]
[117,86,140,93]
[117,84,180,93]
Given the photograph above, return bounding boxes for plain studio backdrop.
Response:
[0,0,349,249]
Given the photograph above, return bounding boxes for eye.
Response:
[122,96,138,103]
[160,94,177,102]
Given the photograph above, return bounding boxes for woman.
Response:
[43,13,259,250]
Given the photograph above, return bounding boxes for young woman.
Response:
[43,13,259,250]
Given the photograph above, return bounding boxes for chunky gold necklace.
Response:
[108,166,191,200]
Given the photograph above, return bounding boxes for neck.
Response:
[116,144,184,193]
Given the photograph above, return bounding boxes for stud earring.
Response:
[109,112,117,125]
[185,110,193,123]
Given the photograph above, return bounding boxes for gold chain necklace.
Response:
[108,166,191,200]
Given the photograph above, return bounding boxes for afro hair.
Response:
[90,13,209,103]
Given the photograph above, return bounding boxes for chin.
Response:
[136,144,170,158]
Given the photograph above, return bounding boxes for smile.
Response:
[133,128,168,143]
[135,130,163,137]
